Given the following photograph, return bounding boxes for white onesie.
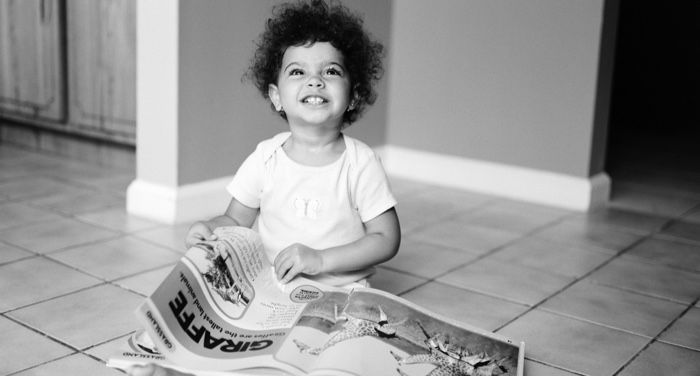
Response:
[227,132,397,286]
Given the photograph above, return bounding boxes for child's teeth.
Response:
[305,97,323,104]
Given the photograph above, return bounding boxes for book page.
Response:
[132,226,350,374]
[114,227,522,376]
[284,289,522,376]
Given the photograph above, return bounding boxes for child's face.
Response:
[269,42,353,128]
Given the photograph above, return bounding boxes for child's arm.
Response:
[185,198,259,247]
[274,207,400,283]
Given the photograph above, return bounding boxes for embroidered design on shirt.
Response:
[294,198,320,219]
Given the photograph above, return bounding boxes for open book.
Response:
[108,226,523,376]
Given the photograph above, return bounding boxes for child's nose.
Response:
[306,76,324,88]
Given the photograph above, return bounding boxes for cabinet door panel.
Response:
[0,0,64,121]
[67,0,135,141]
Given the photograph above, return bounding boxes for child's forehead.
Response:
[281,41,345,65]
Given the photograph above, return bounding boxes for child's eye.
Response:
[325,67,343,76]
[289,69,304,76]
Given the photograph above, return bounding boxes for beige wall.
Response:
[131,0,615,221]
[385,0,609,178]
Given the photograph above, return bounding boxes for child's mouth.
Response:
[302,96,327,105]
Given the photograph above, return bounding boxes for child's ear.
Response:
[348,91,360,111]
[268,84,282,111]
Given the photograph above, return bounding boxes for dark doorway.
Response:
[605,1,700,198]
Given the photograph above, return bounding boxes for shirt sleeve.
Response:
[354,153,397,223]
[226,147,264,209]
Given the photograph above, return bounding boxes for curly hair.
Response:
[246,0,384,125]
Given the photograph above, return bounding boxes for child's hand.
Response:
[185,221,218,248]
[127,364,193,376]
[274,243,323,284]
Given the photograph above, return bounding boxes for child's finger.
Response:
[280,263,301,284]
[276,261,291,282]
[274,254,292,282]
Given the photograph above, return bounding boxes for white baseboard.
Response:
[126,177,232,224]
[377,145,610,211]
[127,146,610,223]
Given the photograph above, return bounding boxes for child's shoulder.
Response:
[253,132,290,160]
[343,134,381,165]
[257,132,290,149]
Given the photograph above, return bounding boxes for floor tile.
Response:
[4,138,700,376]
[75,207,162,233]
[491,237,613,278]
[388,176,436,198]
[611,174,700,201]
[71,171,135,193]
[133,223,192,253]
[617,341,700,376]
[48,235,181,281]
[84,333,132,363]
[30,190,125,216]
[0,202,65,231]
[0,144,35,159]
[396,187,493,234]
[12,352,124,376]
[498,309,648,375]
[589,256,700,304]
[681,205,700,224]
[572,207,671,235]
[0,165,31,182]
[0,241,33,264]
[410,186,495,212]
[524,360,580,376]
[454,200,570,235]
[396,200,465,235]
[626,237,700,272]
[438,258,575,305]
[609,188,700,218]
[8,284,143,350]
[400,281,530,331]
[532,219,643,253]
[661,219,700,243]
[113,265,174,297]
[0,316,74,375]
[658,307,700,351]
[40,158,118,181]
[541,280,687,337]
[44,161,133,189]
[383,238,479,278]
[367,267,427,295]
[0,257,101,312]
[0,217,119,254]
[408,220,522,255]
[0,176,88,201]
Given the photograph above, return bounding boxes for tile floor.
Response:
[1,142,700,376]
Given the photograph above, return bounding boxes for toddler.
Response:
[185,0,399,287]
[128,1,399,374]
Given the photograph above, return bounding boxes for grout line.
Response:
[2,282,108,315]
[525,357,589,376]
[492,234,650,332]
[1,253,171,315]
[395,214,577,299]
[611,296,700,376]
[2,313,82,375]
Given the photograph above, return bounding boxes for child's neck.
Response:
[283,127,345,167]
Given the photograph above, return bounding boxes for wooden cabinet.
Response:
[0,0,65,121]
[0,0,136,145]
[67,0,136,142]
